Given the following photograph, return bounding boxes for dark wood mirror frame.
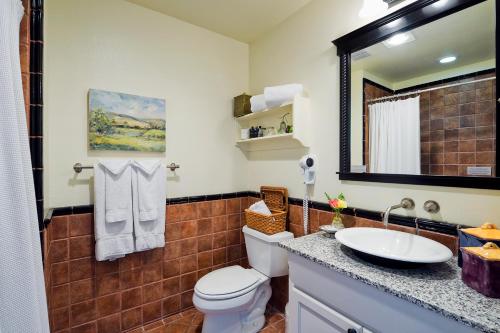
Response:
[332,0,500,190]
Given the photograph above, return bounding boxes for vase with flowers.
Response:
[325,192,347,229]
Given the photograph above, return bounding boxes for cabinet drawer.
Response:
[292,286,363,333]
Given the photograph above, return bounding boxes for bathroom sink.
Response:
[335,227,453,264]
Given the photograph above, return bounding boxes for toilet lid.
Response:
[195,266,260,298]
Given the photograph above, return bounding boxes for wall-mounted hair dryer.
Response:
[299,154,316,185]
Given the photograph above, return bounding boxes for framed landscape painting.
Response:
[88,89,166,152]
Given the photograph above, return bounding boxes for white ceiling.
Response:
[352,0,495,83]
[125,0,312,43]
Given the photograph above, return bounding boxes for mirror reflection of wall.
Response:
[350,0,496,177]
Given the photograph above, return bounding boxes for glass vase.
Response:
[331,212,345,230]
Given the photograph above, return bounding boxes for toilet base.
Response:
[200,282,272,333]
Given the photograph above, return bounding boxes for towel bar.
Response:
[73,162,180,173]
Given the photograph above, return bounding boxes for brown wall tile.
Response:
[70,278,95,304]
[162,295,180,317]
[143,301,162,324]
[52,284,70,309]
[121,307,142,331]
[52,216,69,240]
[70,214,93,237]
[44,198,273,331]
[143,282,163,303]
[70,258,94,282]
[180,220,198,238]
[97,313,121,333]
[121,287,142,310]
[70,236,93,259]
[71,300,96,326]
[96,293,120,317]
[179,255,197,274]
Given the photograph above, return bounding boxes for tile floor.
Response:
[137,307,285,333]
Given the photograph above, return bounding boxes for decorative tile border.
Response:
[45,191,466,236]
[29,0,44,230]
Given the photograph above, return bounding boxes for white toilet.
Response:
[193,225,294,333]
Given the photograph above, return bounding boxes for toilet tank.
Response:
[242,226,294,277]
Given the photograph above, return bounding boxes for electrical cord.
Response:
[303,187,309,235]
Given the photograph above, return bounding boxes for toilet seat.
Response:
[195,266,264,301]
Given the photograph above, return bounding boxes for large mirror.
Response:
[334,0,499,189]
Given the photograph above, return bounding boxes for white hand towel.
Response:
[132,160,166,251]
[133,160,161,221]
[264,83,303,108]
[249,200,272,216]
[94,160,135,261]
[250,94,267,113]
[102,160,132,223]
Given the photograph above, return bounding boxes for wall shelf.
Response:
[235,95,311,152]
[235,101,293,122]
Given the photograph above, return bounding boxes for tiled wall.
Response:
[43,196,460,332]
[420,73,496,176]
[44,197,253,333]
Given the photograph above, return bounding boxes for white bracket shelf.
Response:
[235,95,311,152]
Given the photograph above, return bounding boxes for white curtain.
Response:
[0,1,50,332]
[369,96,421,175]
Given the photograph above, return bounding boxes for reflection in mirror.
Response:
[350,0,496,177]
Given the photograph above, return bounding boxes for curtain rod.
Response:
[366,76,496,103]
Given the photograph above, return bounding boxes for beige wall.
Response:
[44,0,499,226]
[44,0,249,208]
[249,0,499,226]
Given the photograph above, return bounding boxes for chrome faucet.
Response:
[383,198,415,228]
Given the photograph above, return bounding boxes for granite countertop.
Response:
[279,232,500,333]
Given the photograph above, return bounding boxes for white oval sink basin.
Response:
[335,227,453,264]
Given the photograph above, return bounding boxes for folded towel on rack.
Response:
[264,83,303,108]
[249,200,272,216]
[250,94,267,113]
[94,160,134,261]
[132,160,166,251]
[102,160,132,223]
[134,160,161,222]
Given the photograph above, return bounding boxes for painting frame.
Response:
[88,89,166,152]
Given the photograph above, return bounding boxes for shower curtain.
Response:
[369,96,421,175]
[0,1,49,332]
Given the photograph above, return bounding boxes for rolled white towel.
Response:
[250,94,267,113]
[264,83,303,108]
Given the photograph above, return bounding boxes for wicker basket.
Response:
[245,186,288,235]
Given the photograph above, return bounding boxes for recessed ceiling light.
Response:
[439,56,457,64]
[382,32,415,48]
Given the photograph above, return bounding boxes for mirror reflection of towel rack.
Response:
[72,162,180,173]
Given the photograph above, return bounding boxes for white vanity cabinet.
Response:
[287,253,481,333]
